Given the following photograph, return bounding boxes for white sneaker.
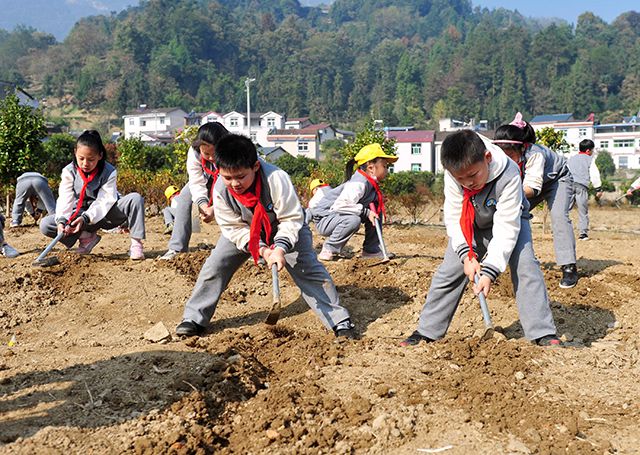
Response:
[159,249,179,260]
[360,250,395,259]
[318,248,335,261]
[1,243,19,258]
[130,239,145,260]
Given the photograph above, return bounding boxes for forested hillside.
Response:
[1,0,639,128]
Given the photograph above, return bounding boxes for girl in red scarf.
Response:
[176,134,355,339]
[310,143,398,261]
[39,130,146,259]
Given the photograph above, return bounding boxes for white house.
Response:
[267,123,336,160]
[122,106,187,141]
[385,130,437,173]
[217,111,285,145]
[530,113,594,153]
[593,118,640,170]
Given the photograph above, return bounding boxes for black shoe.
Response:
[333,319,357,339]
[559,264,578,288]
[534,334,563,346]
[176,320,206,337]
[578,233,589,241]
[400,330,434,347]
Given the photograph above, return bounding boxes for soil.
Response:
[1,205,639,454]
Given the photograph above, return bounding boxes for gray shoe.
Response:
[1,243,19,258]
[159,249,179,260]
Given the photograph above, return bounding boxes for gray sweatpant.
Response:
[162,206,176,226]
[40,193,146,247]
[315,212,380,254]
[571,183,590,236]
[415,219,556,341]
[182,224,351,331]
[167,185,197,252]
[12,175,56,225]
[529,175,576,266]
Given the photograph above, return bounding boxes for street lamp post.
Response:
[245,77,256,141]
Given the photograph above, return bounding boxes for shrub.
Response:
[42,133,75,178]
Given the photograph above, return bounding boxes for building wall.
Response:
[392,142,437,173]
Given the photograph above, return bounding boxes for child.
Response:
[310,143,398,261]
[175,133,355,339]
[162,185,180,235]
[493,113,578,289]
[401,130,560,347]
[305,178,331,224]
[40,130,146,260]
[0,215,20,258]
[160,122,228,260]
[625,175,640,196]
[10,172,56,227]
[567,139,602,241]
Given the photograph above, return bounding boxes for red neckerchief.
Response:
[517,158,525,179]
[578,151,590,156]
[227,173,272,265]
[460,187,483,261]
[201,156,219,207]
[69,166,99,223]
[357,169,386,220]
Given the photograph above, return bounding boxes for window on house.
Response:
[250,132,257,142]
[619,156,628,169]
[579,128,587,137]
[267,117,275,127]
[159,117,165,125]
[388,165,394,174]
[129,118,134,126]
[230,118,238,127]
[411,163,422,172]
[614,139,634,148]
[141,120,146,127]
[298,142,309,153]
[411,143,421,155]
[600,141,609,150]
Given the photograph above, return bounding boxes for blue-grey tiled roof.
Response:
[530,113,574,123]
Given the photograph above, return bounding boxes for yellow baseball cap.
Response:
[309,179,328,192]
[164,185,180,200]
[354,143,398,166]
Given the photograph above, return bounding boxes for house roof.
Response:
[269,123,333,137]
[123,107,185,117]
[530,113,574,123]
[386,130,434,142]
[434,130,495,142]
[259,146,288,157]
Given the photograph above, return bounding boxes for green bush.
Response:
[117,168,185,208]
[42,133,75,178]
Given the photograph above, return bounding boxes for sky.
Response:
[473,0,639,23]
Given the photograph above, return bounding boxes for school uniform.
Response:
[40,162,145,247]
[11,172,56,226]
[181,159,351,331]
[415,140,556,341]
[310,172,381,255]
[305,185,331,224]
[167,147,217,252]
[567,153,601,237]
[520,143,576,267]
[162,196,179,227]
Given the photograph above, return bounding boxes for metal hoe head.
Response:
[265,263,281,325]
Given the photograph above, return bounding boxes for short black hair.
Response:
[441,130,487,172]
[579,139,595,152]
[192,122,229,151]
[214,134,258,170]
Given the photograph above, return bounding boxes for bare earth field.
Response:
[0,205,639,454]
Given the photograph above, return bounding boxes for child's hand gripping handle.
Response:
[369,203,389,261]
[473,274,493,330]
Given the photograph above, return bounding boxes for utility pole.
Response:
[245,77,256,141]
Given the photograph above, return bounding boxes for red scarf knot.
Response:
[460,187,483,261]
[357,169,386,220]
[69,166,99,223]
[201,156,219,207]
[228,173,272,265]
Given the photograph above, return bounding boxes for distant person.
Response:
[162,185,180,235]
[175,134,355,339]
[160,122,229,260]
[493,113,578,289]
[309,143,398,261]
[626,175,640,197]
[401,131,560,347]
[40,130,146,260]
[567,139,602,241]
[10,172,56,227]
[0,215,19,258]
[305,178,331,224]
